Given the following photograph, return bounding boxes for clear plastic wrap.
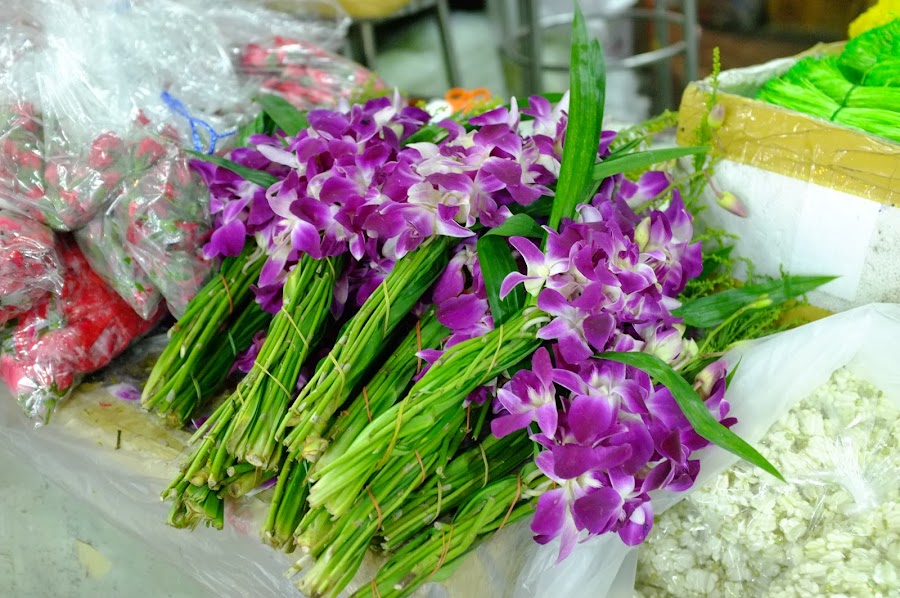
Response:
[635,366,899,597]
[72,132,213,320]
[0,0,259,230]
[111,146,212,319]
[0,209,63,326]
[0,237,161,422]
[74,205,163,321]
[239,36,385,111]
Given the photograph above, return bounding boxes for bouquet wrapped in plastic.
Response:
[239,36,385,110]
[0,237,162,421]
[75,130,212,319]
[74,208,163,321]
[0,209,62,326]
[112,145,212,319]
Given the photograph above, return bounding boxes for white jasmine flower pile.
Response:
[635,367,900,597]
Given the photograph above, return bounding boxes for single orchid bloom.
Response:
[500,234,569,298]
[491,348,558,438]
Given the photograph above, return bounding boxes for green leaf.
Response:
[257,94,309,137]
[593,146,709,181]
[698,244,734,281]
[402,123,450,146]
[509,195,553,219]
[477,235,525,327]
[234,112,275,147]
[597,351,784,481]
[186,151,279,188]
[483,213,543,239]
[547,4,605,231]
[605,137,644,159]
[674,275,836,329]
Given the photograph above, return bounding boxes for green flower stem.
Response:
[224,465,273,499]
[378,431,533,552]
[225,255,342,470]
[293,506,339,557]
[142,246,272,425]
[296,407,467,598]
[266,309,448,553]
[353,468,540,598]
[164,255,340,500]
[167,483,225,531]
[261,457,311,552]
[306,310,447,495]
[279,236,454,458]
[309,308,545,518]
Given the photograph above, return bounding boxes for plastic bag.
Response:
[0,4,45,219]
[0,209,63,326]
[0,237,162,421]
[239,37,385,110]
[195,0,350,54]
[111,146,213,319]
[0,0,258,230]
[74,205,163,321]
[635,365,898,597]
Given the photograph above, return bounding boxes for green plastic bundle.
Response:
[839,18,900,86]
[757,19,900,143]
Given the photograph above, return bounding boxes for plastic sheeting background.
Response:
[4,305,899,596]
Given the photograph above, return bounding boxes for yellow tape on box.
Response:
[676,43,900,312]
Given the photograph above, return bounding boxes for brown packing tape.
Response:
[676,45,900,207]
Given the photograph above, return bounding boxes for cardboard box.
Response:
[676,44,900,311]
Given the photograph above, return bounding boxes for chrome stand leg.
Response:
[435,0,462,87]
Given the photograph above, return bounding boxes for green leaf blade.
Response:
[477,235,525,327]
[257,94,309,137]
[186,151,278,189]
[483,213,544,239]
[592,146,710,181]
[674,275,836,329]
[547,5,605,231]
[597,351,784,482]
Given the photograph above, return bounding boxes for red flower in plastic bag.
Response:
[0,237,161,420]
[88,132,123,169]
[135,137,167,168]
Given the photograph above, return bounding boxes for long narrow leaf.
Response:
[510,195,553,219]
[593,146,709,181]
[547,5,605,231]
[483,213,543,239]
[674,275,836,329]
[235,112,275,147]
[478,235,525,326]
[257,94,309,137]
[187,151,278,188]
[478,214,543,326]
[598,351,784,481]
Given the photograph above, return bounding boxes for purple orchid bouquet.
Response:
[490,194,732,558]
[145,8,809,597]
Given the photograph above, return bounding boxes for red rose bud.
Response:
[135,137,167,168]
[87,132,123,169]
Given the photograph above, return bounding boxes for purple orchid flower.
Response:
[500,234,569,298]
[491,347,558,438]
[536,285,617,363]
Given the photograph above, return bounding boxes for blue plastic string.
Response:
[161,91,235,155]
